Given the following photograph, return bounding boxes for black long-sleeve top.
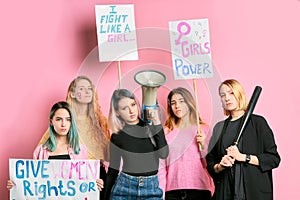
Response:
[103,120,169,200]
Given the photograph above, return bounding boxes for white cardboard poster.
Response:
[9,159,100,200]
[95,4,138,62]
[169,18,213,80]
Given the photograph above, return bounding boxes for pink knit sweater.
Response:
[33,144,88,160]
[158,125,214,195]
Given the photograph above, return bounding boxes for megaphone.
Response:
[134,70,166,124]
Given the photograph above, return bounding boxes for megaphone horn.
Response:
[134,70,166,123]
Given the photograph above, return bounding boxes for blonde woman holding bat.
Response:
[206,79,281,200]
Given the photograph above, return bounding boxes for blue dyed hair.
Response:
[44,101,81,154]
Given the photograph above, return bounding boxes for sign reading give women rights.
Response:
[169,19,213,80]
[9,159,100,200]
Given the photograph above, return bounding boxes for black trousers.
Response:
[165,189,211,200]
[100,165,107,200]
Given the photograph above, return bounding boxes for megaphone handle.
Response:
[142,104,157,125]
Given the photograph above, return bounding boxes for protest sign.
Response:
[95,4,138,61]
[9,159,100,200]
[169,18,213,80]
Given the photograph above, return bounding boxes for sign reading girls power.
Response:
[95,5,138,62]
[169,19,213,80]
[9,159,100,200]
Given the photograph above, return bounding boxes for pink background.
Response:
[1,0,299,199]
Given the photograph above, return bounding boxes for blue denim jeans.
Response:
[110,172,163,200]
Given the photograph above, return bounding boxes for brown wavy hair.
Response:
[165,87,205,131]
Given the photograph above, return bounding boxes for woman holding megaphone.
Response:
[103,89,169,200]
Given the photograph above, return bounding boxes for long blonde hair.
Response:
[66,76,110,140]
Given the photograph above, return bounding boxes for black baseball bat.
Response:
[234,86,262,145]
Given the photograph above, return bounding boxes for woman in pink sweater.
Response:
[159,87,214,199]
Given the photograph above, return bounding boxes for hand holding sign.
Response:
[9,159,100,200]
[169,18,213,151]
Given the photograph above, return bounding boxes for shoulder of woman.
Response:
[251,114,266,121]
[163,126,172,135]
[250,114,270,126]
[33,144,42,153]
[78,144,89,159]
[200,123,210,133]
[33,144,48,159]
[35,144,48,151]
[213,120,225,129]
[250,114,271,130]
[110,132,122,143]
[79,143,88,151]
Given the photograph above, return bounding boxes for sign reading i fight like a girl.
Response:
[95,4,138,62]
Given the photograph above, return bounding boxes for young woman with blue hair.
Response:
[7,101,103,191]
[33,101,88,159]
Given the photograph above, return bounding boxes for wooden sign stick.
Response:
[118,61,122,89]
[193,79,203,151]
